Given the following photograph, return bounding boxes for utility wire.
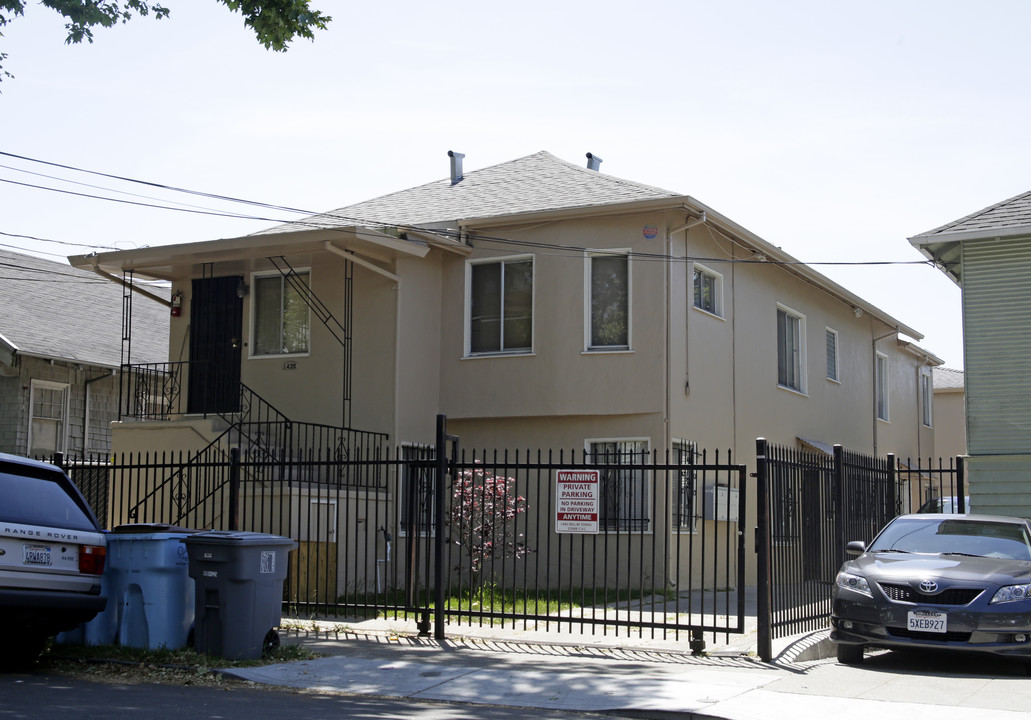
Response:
[0,150,936,269]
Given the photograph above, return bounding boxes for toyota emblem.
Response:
[919,580,939,593]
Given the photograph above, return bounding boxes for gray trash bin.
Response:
[185,531,297,660]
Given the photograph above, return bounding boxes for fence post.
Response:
[432,414,453,641]
[53,451,64,471]
[957,456,966,514]
[229,447,240,532]
[754,438,773,663]
[833,445,846,561]
[886,453,897,516]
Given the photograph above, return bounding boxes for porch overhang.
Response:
[68,225,434,282]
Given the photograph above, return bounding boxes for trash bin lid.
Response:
[113,523,199,534]
[184,530,296,547]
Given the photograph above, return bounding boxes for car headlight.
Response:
[836,571,872,598]
[990,584,1031,604]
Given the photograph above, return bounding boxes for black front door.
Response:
[188,276,243,414]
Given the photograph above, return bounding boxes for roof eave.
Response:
[69,226,430,280]
[909,224,1031,286]
[687,197,925,341]
[0,332,17,367]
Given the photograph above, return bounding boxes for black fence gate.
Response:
[754,438,965,661]
[402,417,750,651]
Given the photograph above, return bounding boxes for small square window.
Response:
[253,271,310,356]
[467,257,534,355]
[586,439,649,531]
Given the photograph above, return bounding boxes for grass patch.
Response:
[325,584,679,623]
[37,640,320,687]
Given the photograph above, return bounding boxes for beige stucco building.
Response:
[65,150,951,597]
[71,151,940,466]
[932,366,967,461]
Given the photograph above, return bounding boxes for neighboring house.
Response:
[69,150,940,468]
[0,248,168,457]
[911,189,1031,517]
[932,367,967,460]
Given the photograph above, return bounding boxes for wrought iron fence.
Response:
[48,419,749,652]
[755,439,965,661]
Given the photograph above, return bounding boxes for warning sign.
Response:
[555,469,600,534]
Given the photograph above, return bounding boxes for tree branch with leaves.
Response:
[0,0,331,82]
[447,464,530,589]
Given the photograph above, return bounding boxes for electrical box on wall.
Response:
[703,485,739,522]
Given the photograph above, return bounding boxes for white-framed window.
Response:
[692,263,723,317]
[876,352,890,421]
[586,251,630,350]
[777,305,806,393]
[29,380,69,457]
[586,438,650,532]
[826,327,839,382]
[673,439,700,532]
[466,256,533,355]
[251,270,311,356]
[921,369,933,427]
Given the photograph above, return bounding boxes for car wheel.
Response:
[2,631,49,671]
[836,643,864,665]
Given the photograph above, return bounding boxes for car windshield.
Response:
[869,517,1031,561]
[0,469,99,532]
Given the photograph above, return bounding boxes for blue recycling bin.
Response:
[59,524,196,649]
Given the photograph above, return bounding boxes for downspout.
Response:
[323,243,402,446]
[83,369,116,457]
[663,212,705,586]
[669,212,706,237]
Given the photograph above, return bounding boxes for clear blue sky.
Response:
[4,0,1030,370]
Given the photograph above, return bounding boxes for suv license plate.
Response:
[908,610,947,633]
[23,544,52,567]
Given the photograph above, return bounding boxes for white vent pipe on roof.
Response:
[448,150,465,184]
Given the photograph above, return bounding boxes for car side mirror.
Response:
[846,541,866,555]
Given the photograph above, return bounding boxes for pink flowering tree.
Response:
[447,464,529,588]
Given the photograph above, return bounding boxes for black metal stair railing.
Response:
[120,361,389,525]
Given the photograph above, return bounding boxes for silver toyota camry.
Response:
[831,513,1031,672]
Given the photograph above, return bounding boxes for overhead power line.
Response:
[0,150,935,270]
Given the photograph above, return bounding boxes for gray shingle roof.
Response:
[0,248,168,368]
[258,151,682,234]
[933,366,964,391]
[913,189,1031,239]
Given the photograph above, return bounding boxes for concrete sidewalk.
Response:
[222,616,1031,719]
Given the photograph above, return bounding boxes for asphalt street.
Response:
[0,673,615,720]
